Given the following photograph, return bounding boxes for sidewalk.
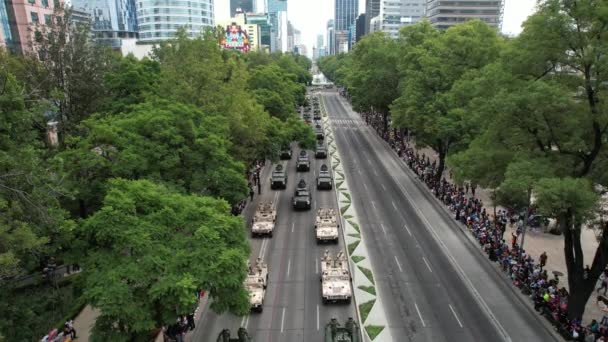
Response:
[412,144,603,323]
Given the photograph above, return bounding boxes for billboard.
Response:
[222,23,250,52]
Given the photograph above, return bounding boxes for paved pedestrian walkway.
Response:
[71,305,99,342]
[413,145,603,323]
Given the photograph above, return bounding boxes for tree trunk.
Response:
[565,213,608,319]
[382,111,388,135]
[435,144,447,182]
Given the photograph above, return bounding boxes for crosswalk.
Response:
[330,119,361,128]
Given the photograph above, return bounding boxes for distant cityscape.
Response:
[0,0,504,58]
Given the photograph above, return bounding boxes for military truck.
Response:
[251,201,276,237]
[324,317,360,342]
[296,150,311,171]
[315,143,328,159]
[315,124,325,140]
[317,164,333,190]
[270,164,287,189]
[245,258,268,312]
[315,208,339,243]
[280,146,292,159]
[216,328,252,342]
[314,109,322,121]
[293,179,312,210]
[320,250,352,304]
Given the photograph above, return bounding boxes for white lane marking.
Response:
[287,259,291,277]
[372,201,377,210]
[280,307,286,333]
[363,182,369,190]
[394,256,403,272]
[291,222,295,233]
[423,257,433,273]
[415,303,426,327]
[316,305,320,330]
[315,258,319,274]
[258,238,268,259]
[358,169,362,175]
[367,158,372,165]
[380,223,387,235]
[404,224,412,236]
[373,169,378,176]
[240,315,250,328]
[392,201,398,210]
[381,184,386,191]
[449,304,464,328]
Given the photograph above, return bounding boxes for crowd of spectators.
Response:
[360,110,608,341]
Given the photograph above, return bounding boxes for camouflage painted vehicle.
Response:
[216,327,252,342]
[320,250,352,304]
[245,258,268,312]
[315,208,339,243]
[251,201,276,237]
[324,317,360,342]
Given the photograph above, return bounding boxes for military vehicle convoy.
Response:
[245,258,268,312]
[324,317,360,342]
[293,179,312,210]
[251,201,276,237]
[280,146,292,159]
[216,328,252,342]
[315,208,339,243]
[320,250,352,304]
[317,164,333,190]
[315,143,328,159]
[296,150,311,171]
[270,164,287,189]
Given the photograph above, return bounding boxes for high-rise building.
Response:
[247,13,271,51]
[267,0,287,52]
[355,13,365,42]
[373,0,425,39]
[316,34,324,50]
[334,0,358,53]
[231,0,253,17]
[287,20,294,52]
[425,0,502,29]
[4,0,64,54]
[72,0,138,49]
[0,0,12,48]
[365,0,380,35]
[136,0,214,43]
[326,19,334,55]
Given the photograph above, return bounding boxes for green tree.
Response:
[391,20,502,180]
[80,179,250,341]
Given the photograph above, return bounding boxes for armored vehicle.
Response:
[314,109,322,120]
[293,179,312,210]
[216,328,252,342]
[315,144,328,159]
[296,150,311,171]
[320,250,352,304]
[245,258,268,312]
[270,164,287,189]
[317,164,333,190]
[251,201,276,237]
[280,146,292,159]
[315,124,325,140]
[315,208,339,243]
[324,317,360,342]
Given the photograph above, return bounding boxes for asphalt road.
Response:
[192,123,356,341]
[322,91,558,342]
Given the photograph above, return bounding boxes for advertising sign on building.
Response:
[221,23,250,52]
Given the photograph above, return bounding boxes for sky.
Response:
[215,0,537,57]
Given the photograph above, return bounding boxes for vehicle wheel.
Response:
[334,239,339,244]
[346,298,352,304]
[269,232,273,238]
[322,298,328,304]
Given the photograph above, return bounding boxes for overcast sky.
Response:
[215,0,537,57]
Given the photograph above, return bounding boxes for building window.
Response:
[44,14,52,25]
[41,0,49,7]
[31,12,39,24]
[28,0,35,4]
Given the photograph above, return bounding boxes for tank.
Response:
[320,250,352,303]
[216,327,252,342]
[251,201,276,237]
[245,258,268,312]
[324,317,360,342]
[315,208,339,243]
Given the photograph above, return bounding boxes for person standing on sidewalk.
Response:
[598,275,608,295]
[539,251,547,270]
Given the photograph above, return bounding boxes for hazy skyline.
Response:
[215,0,537,57]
